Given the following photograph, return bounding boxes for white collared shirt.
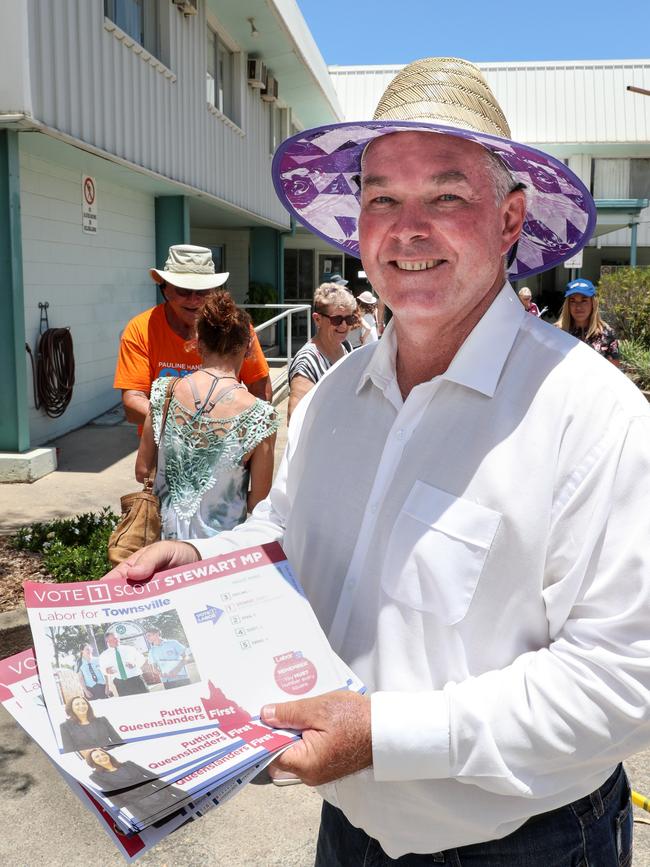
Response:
[99,643,145,679]
[194,284,650,856]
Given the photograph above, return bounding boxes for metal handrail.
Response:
[240,303,312,367]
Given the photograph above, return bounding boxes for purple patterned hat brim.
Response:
[272,120,596,282]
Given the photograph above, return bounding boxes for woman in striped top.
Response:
[287,283,357,419]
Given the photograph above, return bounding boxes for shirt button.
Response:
[370,503,378,514]
[396,429,405,440]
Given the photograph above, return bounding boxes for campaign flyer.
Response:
[0,649,271,855]
[24,542,360,756]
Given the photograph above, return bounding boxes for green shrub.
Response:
[620,339,650,392]
[598,267,650,346]
[10,508,119,583]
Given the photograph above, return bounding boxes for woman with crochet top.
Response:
[135,290,278,540]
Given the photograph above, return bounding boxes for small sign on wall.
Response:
[82,175,97,234]
[563,249,583,269]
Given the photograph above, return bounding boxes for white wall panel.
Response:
[25,0,290,228]
[329,60,650,146]
[19,141,156,445]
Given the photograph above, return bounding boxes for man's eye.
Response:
[370,196,394,205]
[439,193,460,202]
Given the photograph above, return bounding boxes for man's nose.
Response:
[390,200,432,244]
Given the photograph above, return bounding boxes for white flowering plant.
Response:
[10,508,119,584]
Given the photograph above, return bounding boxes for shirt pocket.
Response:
[381,480,501,625]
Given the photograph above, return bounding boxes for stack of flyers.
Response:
[0,649,268,862]
[1,542,364,859]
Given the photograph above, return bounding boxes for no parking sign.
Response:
[82,174,97,234]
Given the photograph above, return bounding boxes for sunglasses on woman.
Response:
[316,311,357,326]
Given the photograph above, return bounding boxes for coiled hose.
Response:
[26,328,76,418]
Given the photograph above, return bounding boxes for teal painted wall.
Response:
[250,227,279,290]
[155,196,189,301]
[0,131,29,452]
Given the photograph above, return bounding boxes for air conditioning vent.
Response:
[261,74,278,102]
[247,58,267,88]
[172,0,198,14]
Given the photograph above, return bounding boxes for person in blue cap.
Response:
[556,278,620,365]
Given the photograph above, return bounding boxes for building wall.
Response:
[329,60,650,148]
[20,139,156,445]
[23,0,289,230]
[191,228,249,303]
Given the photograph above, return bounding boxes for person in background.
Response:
[357,291,380,343]
[135,290,278,540]
[328,273,349,288]
[287,283,356,419]
[114,244,272,433]
[556,278,620,365]
[348,291,379,349]
[76,643,110,701]
[517,286,540,316]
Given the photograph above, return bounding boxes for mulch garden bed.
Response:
[0,536,52,613]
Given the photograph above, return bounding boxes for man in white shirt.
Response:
[99,632,148,696]
[107,58,650,864]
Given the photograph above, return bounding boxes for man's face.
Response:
[358,132,525,331]
[146,632,161,646]
[164,283,211,328]
[106,634,119,648]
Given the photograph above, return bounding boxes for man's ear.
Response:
[501,189,526,255]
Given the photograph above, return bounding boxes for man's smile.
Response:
[393,259,445,271]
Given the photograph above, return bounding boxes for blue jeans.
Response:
[315,764,632,866]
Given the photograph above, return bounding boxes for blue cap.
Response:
[565,278,596,298]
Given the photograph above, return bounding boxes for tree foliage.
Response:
[598,267,650,346]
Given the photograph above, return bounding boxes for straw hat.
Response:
[150,244,229,291]
[272,57,596,282]
[357,290,377,305]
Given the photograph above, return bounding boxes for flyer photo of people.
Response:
[83,747,186,824]
[144,625,195,691]
[59,694,125,753]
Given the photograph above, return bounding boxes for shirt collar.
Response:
[357,282,525,399]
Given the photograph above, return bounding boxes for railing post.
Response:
[306,305,312,342]
[287,310,293,367]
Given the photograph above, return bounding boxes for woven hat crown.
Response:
[164,244,215,275]
[374,57,511,139]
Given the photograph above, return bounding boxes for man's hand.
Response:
[102,541,200,584]
[261,691,372,787]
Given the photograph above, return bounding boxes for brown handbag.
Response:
[107,379,177,566]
